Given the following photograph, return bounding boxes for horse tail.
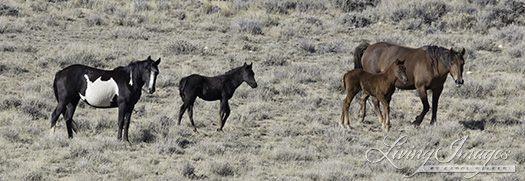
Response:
[341,71,347,92]
[53,71,61,102]
[354,42,370,69]
[179,77,188,100]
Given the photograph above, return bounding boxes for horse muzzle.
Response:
[249,82,258,88]
[145,87,155,94]
[455,79,464,87]
[402,78,409,84]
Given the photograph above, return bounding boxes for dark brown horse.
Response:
[341,59,408,131]
[354,42,465,125]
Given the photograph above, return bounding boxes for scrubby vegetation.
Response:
[0,0,523,180]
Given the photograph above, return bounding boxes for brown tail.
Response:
[341,71,347,92]
[354,42,370,69]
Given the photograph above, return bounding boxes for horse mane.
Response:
[426,45,451,72]
[224,66,244,75]
[111,60,150,85]
[127,60,147,68]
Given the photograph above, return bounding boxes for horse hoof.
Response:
[338,123,345,129]
[383,125,390,132]
[345,125,351,130]
[412,116,423,126]
[49,127,56,137]
[126,141,132,147]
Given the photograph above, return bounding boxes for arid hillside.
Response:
[1,0,524,180]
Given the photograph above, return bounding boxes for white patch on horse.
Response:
[148,71,155,90]
[129,70,133,86]
[79,74,119,107]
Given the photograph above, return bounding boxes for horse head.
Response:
[140,56,161,94]
[241,62,257,88]
[449,48,465,87]
[395,59,409,84]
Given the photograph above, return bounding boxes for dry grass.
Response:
[0,0,524,180]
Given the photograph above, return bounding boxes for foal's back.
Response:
[179,74,225,101]
[359,69,395,94]
[342,69,366,92]
[343,69,389,91]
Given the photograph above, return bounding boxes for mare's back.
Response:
[363,42,421,73]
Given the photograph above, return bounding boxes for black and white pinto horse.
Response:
[178,63,257,132]
[50,56,160,145]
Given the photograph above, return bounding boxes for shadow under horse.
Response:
[354,42,465,125]
[178,63,258,132]
[50,56,160,145]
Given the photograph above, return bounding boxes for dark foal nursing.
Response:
[340,59,408,131]
[178,63,258,132]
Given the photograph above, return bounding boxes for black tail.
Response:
[52,69,78,133]
[354,42,370,69]
[53,71,61,102]
[179,77,188,100]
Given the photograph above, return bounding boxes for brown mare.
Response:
[354,42,465,125]
[341,59,408,131]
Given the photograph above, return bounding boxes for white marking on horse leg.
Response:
[129,70,133,86]
[50,126,56,136]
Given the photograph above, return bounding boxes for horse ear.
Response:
[155,58,161,65]
[461,48,466,56]
[147,56,152,61]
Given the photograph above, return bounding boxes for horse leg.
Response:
[50,101,67,136]
[188,104,197,132]
[117,104,126,141]
[359,93,370,123]
[217,99,230,132]
[371,97,384,124]
[63,99,79,139]
[178,94,196,127]
[178,103,187,126]
[378,97,390,132]
[340,92,354,129]
[123,106,134,146]
[430,86,443,125]
[413,86,430,126]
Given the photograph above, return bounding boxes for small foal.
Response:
[340,59,408,131]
